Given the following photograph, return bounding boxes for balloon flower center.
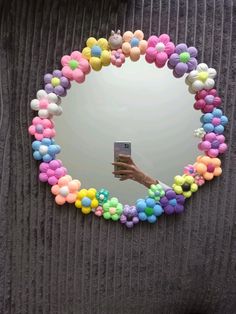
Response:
[182,183,190,191]
[198,71,209,82]
[145,207,154,216]
[130,37,140,47]
[205,95,215,104]
[51,77,60,87]
[169,199,177,206]
[39,145,48,155]
[179,52,190,63]
[91,45,102,57]
[211,140,220,149]
[207,164,215,173]
[109,207,116,215]
[99,194,105,200]
[60,186,69,197]
[155,42,165,52]
[35,124,43,133]
[69,59,79,70]
[82,197,91,207]
[115,52,120,59]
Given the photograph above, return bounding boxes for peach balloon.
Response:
[139,40,148,54]
[123,31,133,42]
[130,47,140,61]
[134,30,144,40]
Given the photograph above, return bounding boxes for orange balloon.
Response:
[130,47,140,61]
[204,172,214,180]
[196,163,207,174]
[123,31,133,42]
[55,194,66,205]
[66,193,77,203]
[122,42,131,55]
[134,30,144,40]
[214,167,222,176]
[139,40,147,54]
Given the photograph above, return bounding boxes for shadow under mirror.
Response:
[54,57,201,205]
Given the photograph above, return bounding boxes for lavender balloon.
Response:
[120,205,139,228]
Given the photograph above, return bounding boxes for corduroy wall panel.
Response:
[0,0,236,313]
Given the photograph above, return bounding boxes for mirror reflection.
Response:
[55,57,201,204]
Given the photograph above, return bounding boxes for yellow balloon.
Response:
[82,47,91,60]
[75,200,82,208]
[91,199,99,208]
[191,183,198,192]
[185,175,194,184]
[183,191,192,198]
[97,38,109,50]
[87,188,96,199]
[82,207,92,214]
[101,50,111,66]
[78,189,87,199]
[90,57,102,71]
[173,185,183,194]
[86,37,97,48]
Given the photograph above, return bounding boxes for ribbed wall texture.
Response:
[1,0,236,313]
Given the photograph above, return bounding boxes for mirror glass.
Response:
[54,57,201,204]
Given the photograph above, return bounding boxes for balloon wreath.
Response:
[29,30,228,228]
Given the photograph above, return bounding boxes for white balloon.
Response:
[48,93,59,104]
[186,70,198,83]
[38,109,49,118]
[208,68,217,78]
[192,80,204,91]
[30,99,39,110]
[37,89,47,100]
[205,78,215,89]
[197,63,208,72]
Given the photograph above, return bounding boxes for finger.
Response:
[119,174,134,181]
[113,170,133,175]
[112,162,134,169]
[119,154,134,162]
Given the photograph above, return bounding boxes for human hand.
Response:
[112,154,157,188]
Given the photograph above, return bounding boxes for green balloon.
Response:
[145,207,154,216]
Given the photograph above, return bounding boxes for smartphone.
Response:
[114,141,131,178]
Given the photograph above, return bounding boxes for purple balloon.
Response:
[45,83,54,93]
[44,73,52,83]
[175,62,188,76]
[53,69,62,78]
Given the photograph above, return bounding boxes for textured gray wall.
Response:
[1,0,236,313]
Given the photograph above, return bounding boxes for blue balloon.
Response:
[32,141,41,150]
[145,197,155,208]
[214,125,224,134]
[200,115,205,123]
[221,115,228,126]
[82,197,91,207]
[203,113,213,123]
[43,154,53,162]
[33,151,42,160]
[91,45,102,57]
[169,199,177,206]
[136,200,146,211]
[213,108,222,117]
[147,215,157,223]
[138,212,147,221]
[130,37,139,47]
[153,204,163,216]
[41,138,51,146]
[203,123,214,133]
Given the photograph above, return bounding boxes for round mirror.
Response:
[54,57,201,204]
